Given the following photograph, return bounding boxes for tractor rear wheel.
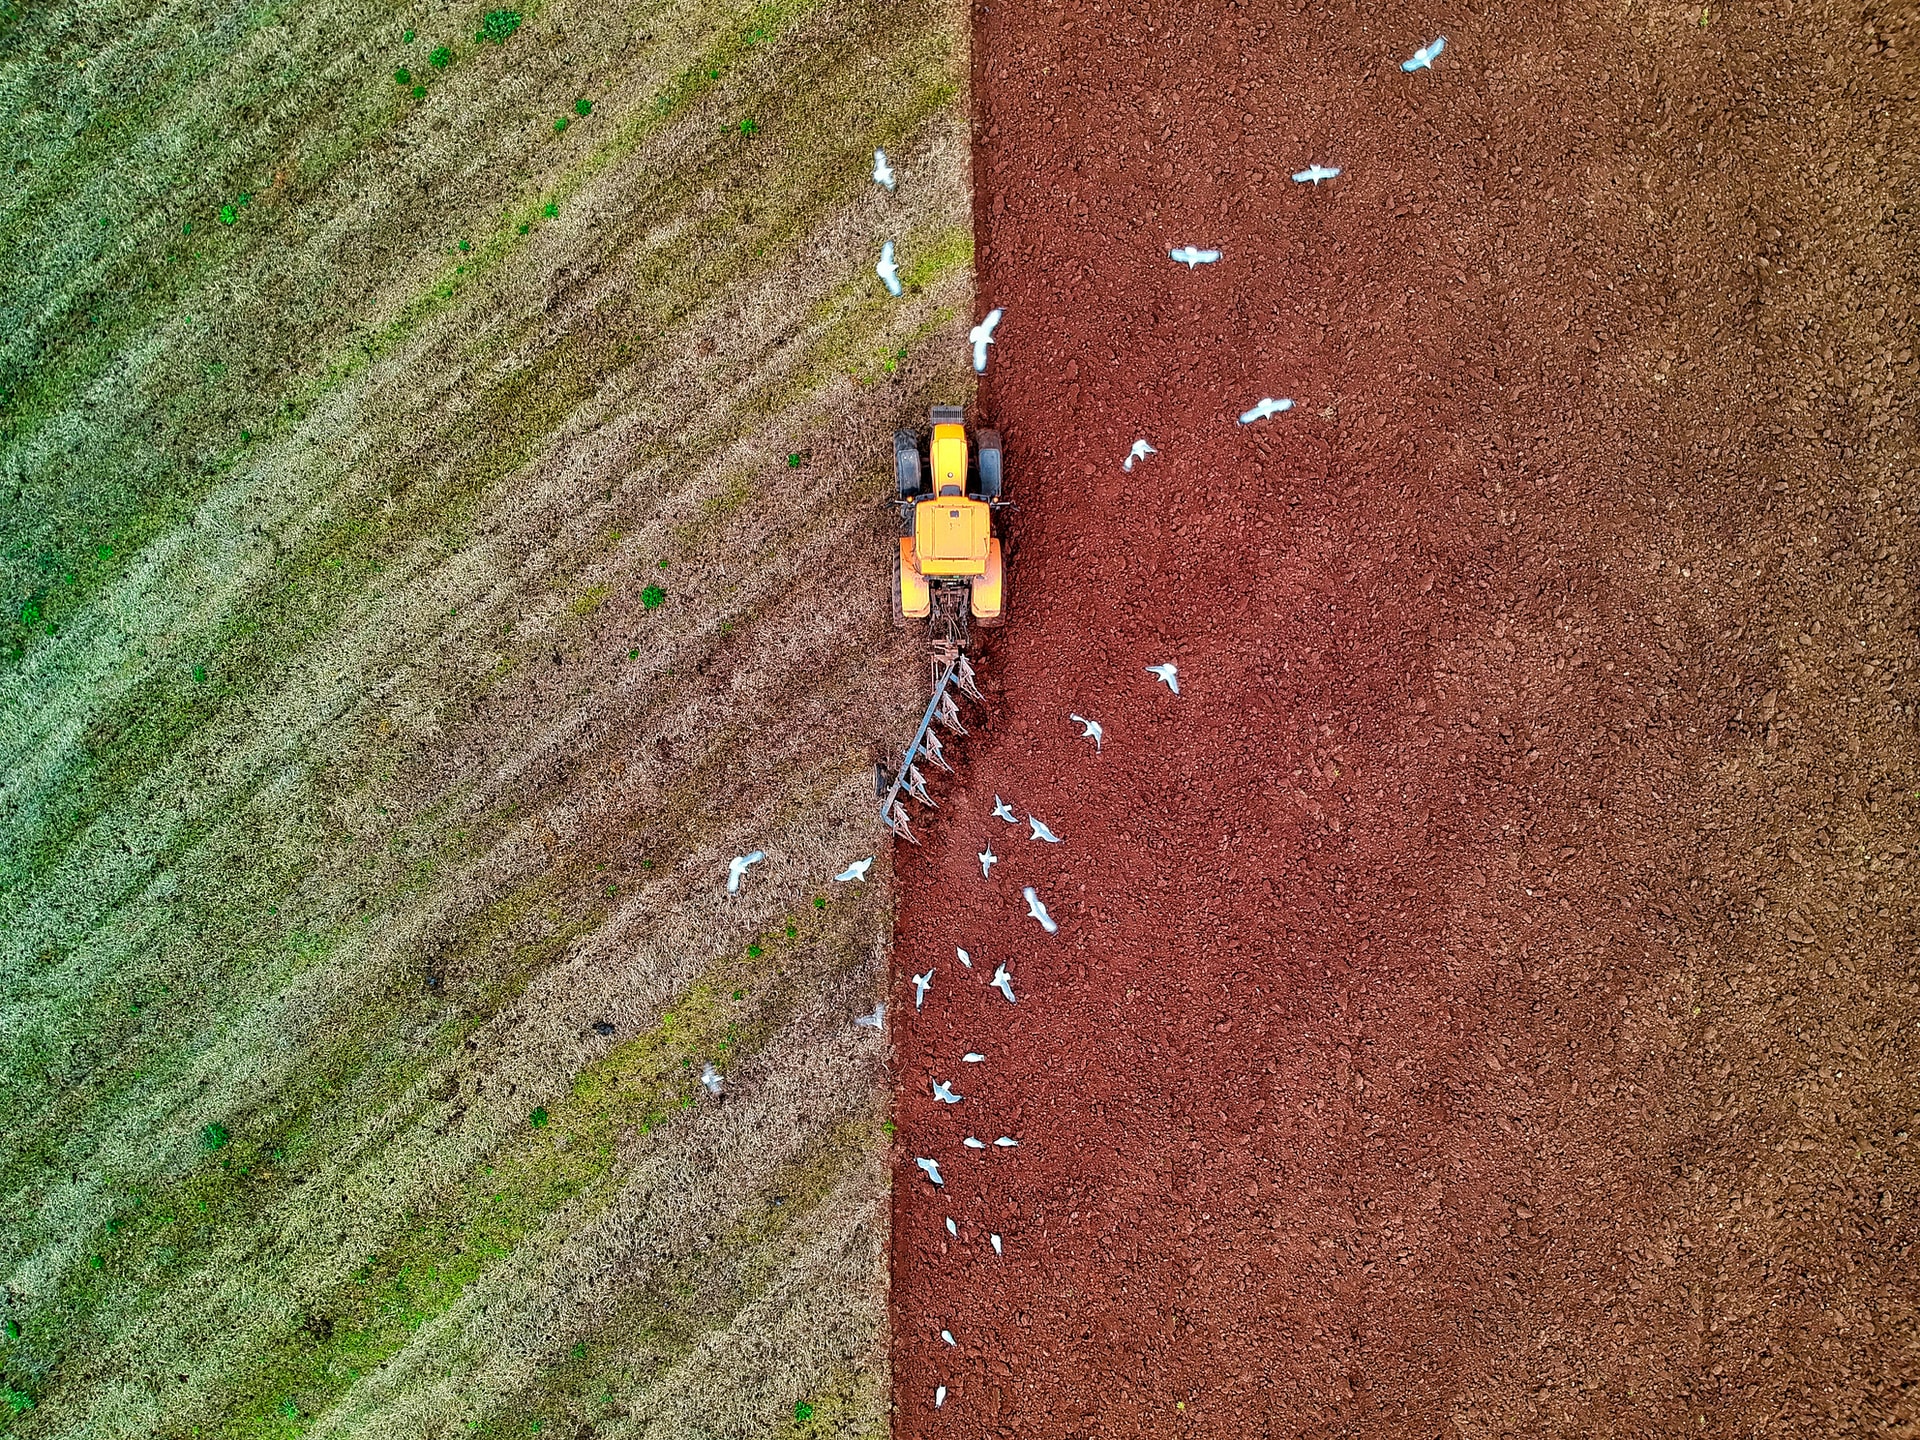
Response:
[891,548,906,627]
[975,428,1003,500]
[895,430,923,499]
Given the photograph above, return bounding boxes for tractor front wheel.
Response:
[895,430,923,499]
[975,428,1004,500]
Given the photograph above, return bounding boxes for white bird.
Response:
[1146,662,1180,694]
[945,1216,957,1235]
[969,308,1003,372]
[700,1062,723,1095]
[1028,816,1061,843]
[992,796,1018,823]
[1401,36,1446,71]
[990,963,1017,1003]
[956,946,972,969]
[978,845,998,877]
[854,1002,886,1029]
[1123,439,1156,471]
[873,148,896,189]
[990,1234,1003,1255]
[994,1136,1019,1147]
[1022,887,1058,935]
[1239,397,1294,424]
[1292,164,1341,185]
[915,1157,944,1185]
[963,1136,986,1149]
[726,851,765,892]
[941,1329,956,1346]
[835,857,873,883]
[876,241,901,297]
[1169,245,1222,269]
[962,1052,985,1062]
[936,1386,948,1408]
[913,969,934,1009]
[932,1078,962,1104]
[1069,713,1103,752]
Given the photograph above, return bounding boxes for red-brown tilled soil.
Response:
[889,0,1920,1435]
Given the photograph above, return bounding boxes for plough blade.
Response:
[954,655,983,702]
[905,763,936,806]
[921,728,953,773]
[935,691,967,735]
[885,800,918,843]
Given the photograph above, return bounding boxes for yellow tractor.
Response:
[878,405,1006,840]
[893,404,1006,645]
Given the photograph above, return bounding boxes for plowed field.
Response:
[891,0,1920,1435]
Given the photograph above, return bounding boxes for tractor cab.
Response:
[913,425,992,577]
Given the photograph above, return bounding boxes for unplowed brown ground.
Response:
[889,0,1920,1435]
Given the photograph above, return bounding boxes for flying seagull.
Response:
[1402,36,1446,71]
[700,1062,724,1095]
[964,1136,986,1149]
[932,1079,963,1104]
[969,308,1003,373]
[1239,397,1294,424]
[978,845,998,878]
[1023,887,1058,935]
[992,796,1019,823]
[1123,439,1156,472]
[956,946,972,969]
[726,851,765,893]
[1292,164,1341,185]
[994,1136,1019,1147]
[876,241,901,297]
[873,148,896,189]
[854,1002,886,1029]
[835,857,873,883]
[1028,816,1061,843]
[1069,713,1104,752]
[1146,662,1180,694]
[915,1157,944,1186]
[1169,245,1222,269]
[913,968,934,1009]
[990,963,1017,1003]
[962,1051,986,1062]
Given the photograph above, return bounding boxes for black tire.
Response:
[894,430,922,499]
[976,428,1003,500]
[891,548,907,627]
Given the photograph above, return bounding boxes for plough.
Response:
[880,652,984,841]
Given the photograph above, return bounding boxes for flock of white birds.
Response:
[736,38,1444,1397]
[895,35,1450,515]
[893,660,1186,1408]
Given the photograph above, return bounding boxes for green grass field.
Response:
[0,0,969,1431]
